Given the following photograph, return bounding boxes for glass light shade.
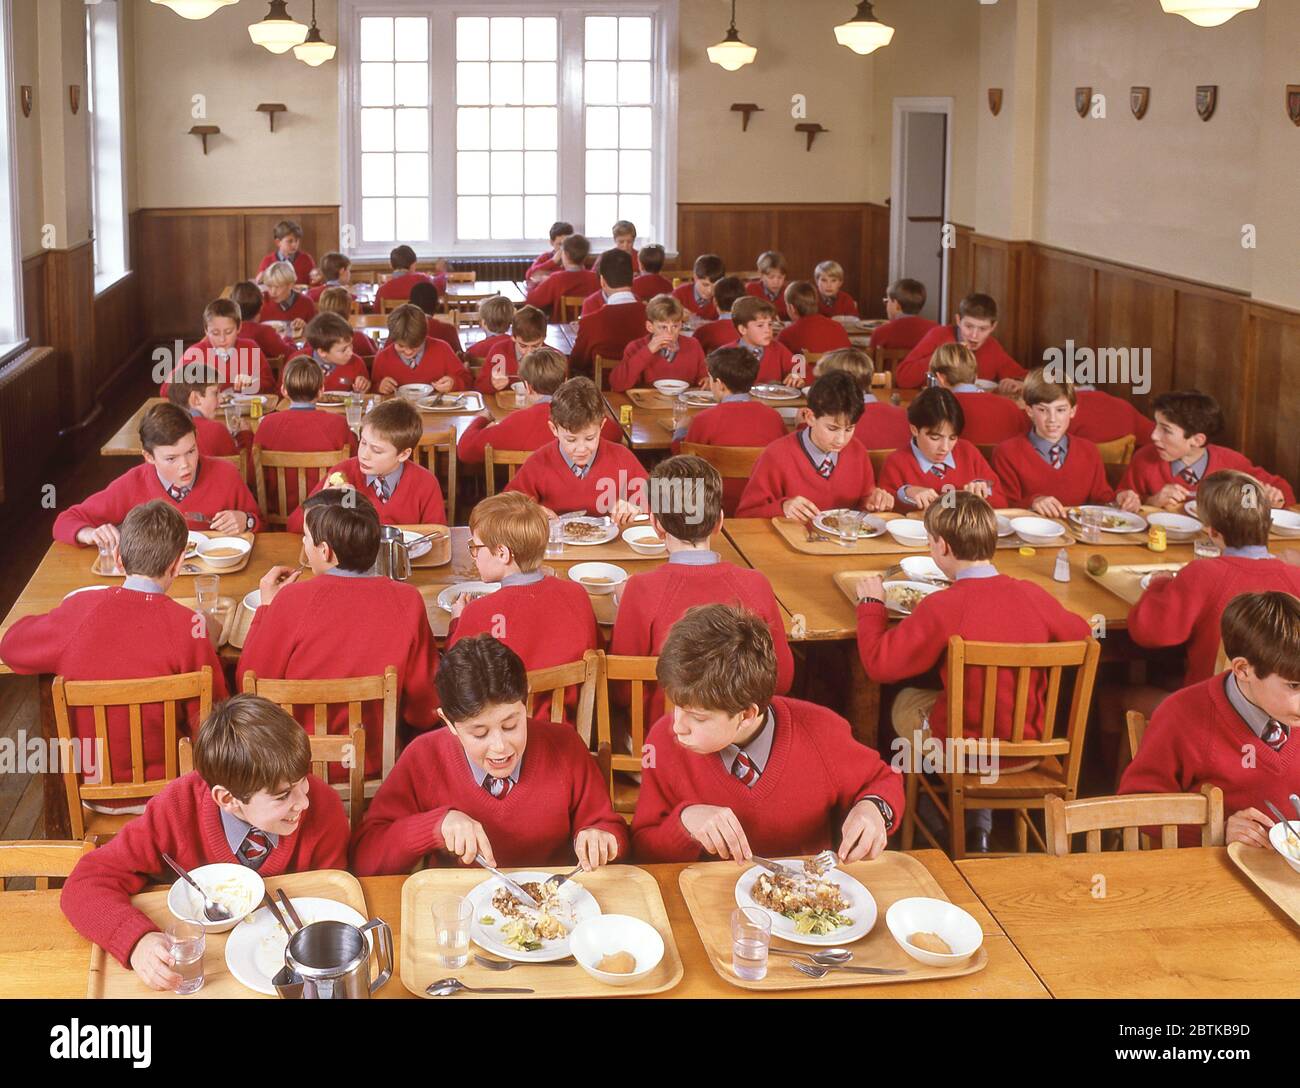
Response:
[151,0,238,19]
[1159,0,1259,27]
[707,32,757,72]
[834,17,895,55]
[248,2,308,53]
[293,27,336,66]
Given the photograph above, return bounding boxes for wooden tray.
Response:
[831,570,949,613]
[418,391,485,414]
[1083,560,1185,607]
[678,853,988,991]
[174,596,238,648]
[91,532,256,578]
[86,869,370,999]
[1228,843,1300,927]
[626,388,689,410]
[398,865,683,998]
[296,525,450,570]
[772,510,1074,557]
[1062,505,1172,548]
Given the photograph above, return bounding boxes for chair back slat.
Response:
[1010,666,1031,743]
[0,841,94,891]
[483,445,531,497]
[255,446,350,526]
[525,651,601,745]
[595,654,668,810]
[1043,785,1225,855]
[416,429,457,519]
[679,442,766,480]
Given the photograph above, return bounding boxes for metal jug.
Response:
[377,525,412,581]
[272,918,393,999]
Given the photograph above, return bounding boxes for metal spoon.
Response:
[1265,800,1298,853]
[425,977,534,996]
[790,960,906,978]
[767,947,853,966]
[473,954,576,971]
[1289,793,1300,827]
[161,852,231,923]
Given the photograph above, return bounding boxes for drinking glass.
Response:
[345,395,364,434]
[166,920,206,995]
[97,539,117,575]
[194,575,220,612]
[223,402,241,437]
[545,518,565,559]
[731,907,771,981]
[432,894,472,969]
[1193,532,1222,560]
[1080,506,1103,544]
[672,400,689,434]
[837,510,865,548]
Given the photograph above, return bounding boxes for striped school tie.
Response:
[238,828,272,869]
[732,752,760,787]
[1262,721,1289,752]
[571,463,585,478]
[1179,465,1201,487]
[1049,444,1064,469]
[930,463,948,480]
[372,475,390,502]
[482,775,514,799]
[818,458,834,479]
[167,483,192,501]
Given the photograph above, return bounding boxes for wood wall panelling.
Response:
[91,272,144,399]
[1029,250,1096,367]
[1092,266,1176,415]
[21,252,48,347]
[1247,307,1300,482]
[42,241,96,437]
[1171,290,1247,449]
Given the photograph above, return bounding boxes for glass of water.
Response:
[345,394,365,434]
[224,402,240,437]
[545,517,565,559]
[97,539,117,575]
[194,574,220,611]
[1194,532,1222,560]
[166,920,206,995]
[837,510,865,548]
[1079,506,1104,544]
[432,894,472,970]
[731,906,771,981]
[672,400,689,435]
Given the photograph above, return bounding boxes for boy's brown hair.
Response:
[548,221,574,243]
[319,252,351,282]
[510,304,548,344]
[929,342,978,387]
[693,253,725,282]
[1022,367,1077,407]
[477,295,516,335]
[958,293,999,322]
[193,694,313,803]
[140,402,197,453]
[118,500,188,579]
[706,346,760,394]
[470,492,548,571]
[387,303,429,348]
[923,491,998,561]
[317,286,353,317]
[1197,469,1271,549]
[1152,390,1224,441]
[815,347,875,392]
[814,259,844,281]
[203,298,241,327]
[731,294,776,329]
[650,455,722,544]
[273,219,304,241]
[887,278,927,315]
[657,604,776,713]
[550,376,604,433]
[363,397,422,454]
[908,386,965,434]
[784,280,819,318]
[639,244,665,274]
[1221,591,1300,682]
[598,248,634,288]
[305,312,355,353]
[519,347,568,394]
[756,250,786,274]
[436,635,528,723]
[166,366,221,411]
[611,220,637,240]
[230,281,264,321]
[390,244,418,271]
[304,490,382,572]
[562,234,592,265]
[807,370,865,425]
[283,355,325,402]
[711,276,746,315]
[645,293,685,323]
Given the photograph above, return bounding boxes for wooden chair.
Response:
[1095,433,1137,465]
[525,650,602,748]
[680,442,766,486]
[445,270,476,283]
[975,443,997,464]
[484,445,532,497]
[52,668,215,842]
[1126,710,1147,762]
[803,351,825,369]
[380,297,405,315]
[352,314,390,329]
[900,635,1101,859]
[594,355,620,391]
[874,347,910,376]
[416,428,458,523]
[212,449,250,483]
[1044,784,1225,854]
[0,841,94,890]
[869,448,896,476]
[871,371,894,392]
[242,668,398,802]
[557,295,586,324]
[254,446,350,528]
[595,655,668,818]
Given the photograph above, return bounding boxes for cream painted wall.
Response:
[12,0,45,258]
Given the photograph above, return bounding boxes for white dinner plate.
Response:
[469,871,601,963]
[559,516,619,546]
[436,581,500,610]
[735,862,877,947]
[225,896,369,996]
[1067,506,1148,533]
[750,384,802,402]
[812,509,886,540]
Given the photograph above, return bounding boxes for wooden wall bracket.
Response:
[189,126,220,155]
[795,122,827,151]
[730,103,763,131]
[256,104,287,132]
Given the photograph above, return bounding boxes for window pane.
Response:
[523,62,556,106]
[585,16,618,59]
[619,150,652,193]
[490,63,522,105]
[457,62,489,105]
[586,194,618,234]
[490,17,522,61]
[360,63,394,107]
[457,151,490,195]
[361,153,394,196]
[585,149,618,194]
[523,107,557,150]
[394,63,428,107]
[458,108,490,150]
[524,151,557,195]
[360,108,394,152]
[586,106,618,149]
[490,107,522,150]
[523,18,557,61]
[620,195,651,237]
[584,62,618,104]
[363,197,395,241]
[619,17,652,60]
[395,153,428,196]
[618,62,651,105]
[394,108,428,152]
[457,17,489,61]
[360,18,393,62]
[491,195,522,239]
[620,106,652,149]
[458,196,490,239]
[492,151,523,194]
[396,198,429,241]
[524,196,557,240]
[394,18,427,62]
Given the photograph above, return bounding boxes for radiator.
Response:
[0,347,61,510]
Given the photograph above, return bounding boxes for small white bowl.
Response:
[1270,820,1300,874]
[510,381,528,398]
[995,514,1014,537]
[885,518,929,547]
[397,383,434,401]
[776,406,800,423]
[1183,500,1199,519]
[569,914,664,987]
[653,379,689,397]
[885,897,984,967]
[1272,509,1300,537]
[1147,510,1201,542]
[1010,516,1066,546]
[242,589,261,612]
[900,556,950,582]
[568,561,628,595]
[622,525,666,555]
[166,863,265,933]
[185,531,205,559]
[196,535,252,570]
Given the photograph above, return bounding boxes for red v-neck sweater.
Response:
[253,406,357,518]
[745,280,791,320]
[722,339,798,384]
[777,315,851,356]
[610,335,708,391]
[679,400,787,514]
[571,300,648,373]
[370,338,470,392]
[853,401,912,451]
[992,433,1114,508]
[160,338,275,398]
[258,250,317,282]
[350,721,628,874]
[1119,444,1296,506]
[1072,389,1155,446]
[869,315,936,352]
[503,440,648,516]
[1127,555,1300,683]
[693,317,739,354]
[471,337,519,393]
[457,402,623,465]
[288,349,372,394]
[633,273,673,302]
[671,283,719,320]
[736,430,880,519]
[286,456,446,533]
[857,573,1092,741]
[631,696,904,863]
[525,269,600,315]
[818,292,858,318]
[258,291,317,326]
[1120,674,1300,846]
[61,771,349,968]
[878,439,1007,510]
[53,459,263,544]
[954,391,1027,446]
[897,327,1026,389]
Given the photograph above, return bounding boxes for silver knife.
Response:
[474,854,540,907]
[751,855,802,879]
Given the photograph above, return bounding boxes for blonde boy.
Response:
[813,259,858,317]
[610,293,707,392]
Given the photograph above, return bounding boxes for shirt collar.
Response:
[862,393,878,404]
[559,446,593,477]
[739,339,764,359]
[693,285,709,308]
[277,292,299,313]
[502,570,545,587]
[155,466,195,497]
[1028,430,1069,460]
[122,575,167,594]
[1224,672,1287,743]
[605,289,637,305]
[800,428,837,468]
[720,706,776,777]
[721,393,751,403]
[323,565,374,578]
[220,807,278,856]
[464,746,521,788]
[955,565,1000,581]
[398,343,427,369]
[365,463,405,494]
[1223,545,1272,560]
[909,439,955,473]
[668,549,720,566]
[950,382,983,394]
[533,394,552,404]
[289,402,316,410]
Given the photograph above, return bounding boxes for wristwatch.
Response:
[245,513,256,532]
[863,794,894,831]
[858,594,885,606]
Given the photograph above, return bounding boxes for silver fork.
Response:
[546,864,584,890]
[474,953,577,971]
[791,960,906,978]
[807,850,839,876]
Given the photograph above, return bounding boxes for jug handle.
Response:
[361,918,394,994]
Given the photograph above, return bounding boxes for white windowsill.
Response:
[94,268,132,297]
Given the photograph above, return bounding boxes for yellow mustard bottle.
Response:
[1148,524,1167,552]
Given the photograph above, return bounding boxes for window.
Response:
[0,0,23,357]
[340,1,678,258]
[86,0,129,292]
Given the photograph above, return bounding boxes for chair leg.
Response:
[949,781,966,861]
[902,772,919,851]
[1015,809,1029,853]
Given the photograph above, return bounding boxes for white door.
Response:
[890,98,953,324]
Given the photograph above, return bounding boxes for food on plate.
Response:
[325,472,349,489]
[191,875,257,921]
[580,576,614,585]
[886,585,927,612]
[204,548,241,559]
[563,520,607,542]
[909,931,952,955]
[750,870,853,936]
[491,883,572,951]
[479,915,497,926]
[820,514,844,533]
[597,951,637,974]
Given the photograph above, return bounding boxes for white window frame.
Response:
[86,0,130,295]
[339,0,678,259]
[0,0,25,361]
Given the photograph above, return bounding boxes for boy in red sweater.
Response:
[813,259,858,318]
[571,248,648,373]
[3,502,228,795]
[777,280,852,357]
[375,244,438,307]
[159,298,273,397]
[473,303,547,394]
[61,695,349,988]
[467,293,516,363]
[992,370,1139,515]
[256,218,318,285]
[259,260,318,326]
[632,243,673,302]
[929,342,1025,446]
[736,370,895,521]
[503,377,647,525]
[592,218,641,278]
[728,295,803,387]
[815,348,911,450]
[371,304,470,395]
[610,293,708,392]
[292,312,372,394]
[525,220,573,284]
[1120,592,1300,849]
[231,280,300,360]
[1116,390,1294,510]
[672,253,724,320]
[745,250,790,320]
[408,281,466,354]
[897,293,1025,392]
[524,234,599,316]
[692,277,746,355]
[288,398,446,531]
[307,251,355,302]
[240,491,440,779]
[54,403,263,546]
[318,286,379,359]
[632,604,903,863]
[166,367,243,459]
[351,634,625,874]
[611,457,794,723]
[1069,385,1155,446]
[870,278,936,352]
[878,387,1006,511]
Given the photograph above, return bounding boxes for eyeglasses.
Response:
[467,540,487,558]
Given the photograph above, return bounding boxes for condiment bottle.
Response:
[1148,524,1167,552]
[1053,548,1071,583]
[620,404,634,428]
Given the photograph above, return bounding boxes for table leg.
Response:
[846,648,879,749]
[40,676,71,839]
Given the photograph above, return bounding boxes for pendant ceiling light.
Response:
[1159,0,1259,27]
[834,1,896,55]
[248,0,308,54]
[707,0,757,72]
[293,1,336,66]
[150,0,238,19]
